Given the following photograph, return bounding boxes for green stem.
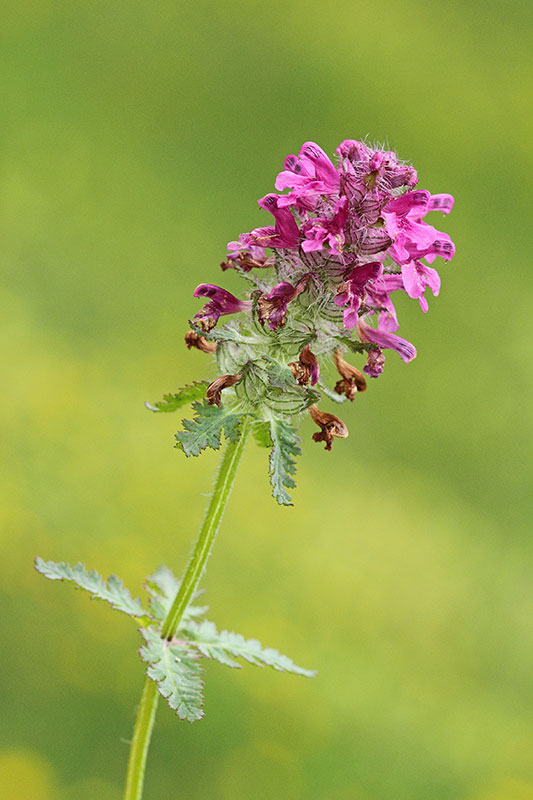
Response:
[123,677,159,800]
[123,420,250,800]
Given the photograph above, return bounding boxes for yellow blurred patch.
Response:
[468,779,533,800]
[218,740,304,800]
[0,749,57,800]
[63,777,119,800]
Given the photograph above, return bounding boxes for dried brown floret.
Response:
[289,344,319,386]
[206,373,241,407]
[333,349,366,400]
[184,331,217,354]
[308,404,349,451]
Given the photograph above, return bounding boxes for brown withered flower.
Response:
[289,344,320,386]
[220,252,275,272]
[206,373,241,407]
[308,404,349,451]
[184,330,217,354]
[333,349,366,400]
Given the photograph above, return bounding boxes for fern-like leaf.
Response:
[175,401,242,457]
[35,558,149,621]
[145,566,208,623]
[269,419,301,506]
[145,381,210,413]
[183,620,315,677]
[139,627,204,721]
[251,420,272,448]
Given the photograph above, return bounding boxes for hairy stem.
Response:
[123,419,250,800]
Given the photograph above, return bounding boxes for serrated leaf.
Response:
[139,627,204,721]
[145,566,208,623]
[251,420,272,448]
[175,401,242,457]
[145,381,210,413]
[182,619,316,677]
[35,558,149,621]
[268,419,301,506]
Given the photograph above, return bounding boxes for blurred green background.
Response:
[1,1,532,798]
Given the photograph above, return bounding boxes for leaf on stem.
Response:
[175,400,242,457]
[145,381,210,413]
[269,419,301,506]
[182,619,316,677]
[34,558,150,621]
[144,566,208,623]
[251,419,272,448]
[139,627,205,722]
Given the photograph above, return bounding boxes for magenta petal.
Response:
[358,320,417,364]
[193,284,251,313]
[257,194,300,248]
[385,190,430,217]
[299,141,339,186]
[429,194,454,214]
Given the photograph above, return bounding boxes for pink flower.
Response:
[227,194,300,252]
[334,262,383,328]
[301,198,349,255]
[193,284,252,331]
[401,260,441,312]
[383,191,455,266]
[363,347,386,378]
[357,319,417,364]
[257,279,307,331]
[275,142,339,210]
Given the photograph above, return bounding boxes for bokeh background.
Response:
[1,1,532,798]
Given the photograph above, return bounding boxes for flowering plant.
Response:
[35,139,454,799]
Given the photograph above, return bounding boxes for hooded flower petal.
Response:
[357,319,417,364]
[193,284,252,330]
[299,142,339,187]
[428,193,454,214]
[334,261,383,329]
[257,194,300,248]
[257,278,307,331]
[401,260,441,312]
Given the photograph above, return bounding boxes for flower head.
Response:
[179,138,454,499]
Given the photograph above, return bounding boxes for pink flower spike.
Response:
[357,319,417,364]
